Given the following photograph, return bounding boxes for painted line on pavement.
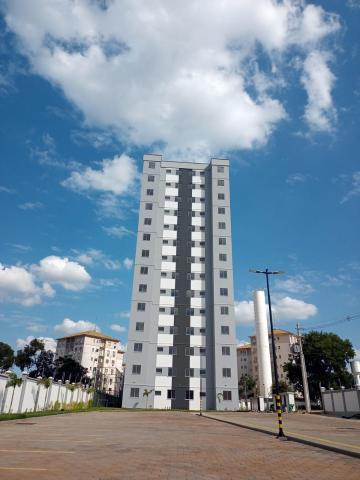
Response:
[0,449,74,454]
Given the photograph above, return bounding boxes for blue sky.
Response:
[0,0,359,357]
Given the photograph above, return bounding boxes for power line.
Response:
[303,313,360,331]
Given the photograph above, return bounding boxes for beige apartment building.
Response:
[237,329,298,391]
[55,330,125,395]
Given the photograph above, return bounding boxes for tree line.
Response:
[0,338,88,384]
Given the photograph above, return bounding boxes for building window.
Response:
[140,266,148,274]
[218,179,225,186]
[223,390,232,401]
[144,218,152,226]
[155,391,161,396]
[130,388,139,398]
[185,390,194,400]
[147,189,154,196]
[222,346,230,355]
[219,237,226,245]
[148,175,155,182]
[218,207,225,214]
[137,303,146,311]
[200,347,206,355]
[220,270,227,279]
[158,326,165,332]
[167,389,175,399]
[186,327,194,335]
[169,346,177,355]
[217,166,225,173]
[143,233,151,241]
[185,347,194,356]
[148,161,155,169]
[220,288,228,296]
[221,326,230,335]
[168,367,174,376]
[221,306,229,315]
[157,346,163,352]
[169,326,178,335]
[134,343,143,352]
[200,328,206,334]
[139,284,147,292]
[185,368,194,377]
[142,249,149,257]
[156,368,162,374]
[218,193,225,200]
[145,203,153,210]
[132,365,141,374]
[219,253,227,261]
[218,222,226,229]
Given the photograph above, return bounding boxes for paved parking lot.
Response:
[0,411,359,479]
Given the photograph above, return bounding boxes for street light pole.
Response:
[296,323,311,414]
[250,268,286,439]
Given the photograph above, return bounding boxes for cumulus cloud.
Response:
[301,50,337,132]
[0,263,54,306]
[2,1,340,158]
[235,296,317,325]
[62,154,138,195]
[123,258,133,270]
[286,173,309,185]
[18,201,43,210]
[54,318,98,335]
[0,255,91,306]
[34,256,91,291]
[16,335,57,352]
[110,324,127,333]
[340,171,360,204]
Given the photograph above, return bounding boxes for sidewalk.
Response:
[202,411,360,458]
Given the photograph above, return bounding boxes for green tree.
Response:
[6,372,23,413]
[15,338,45,372]
[0,342,14,372]
[143,388,153,408]
[54,357,87,383]
[238,374,256,400]
[29,350,55,379]
[283,331,355,400]
[272,380,291,394]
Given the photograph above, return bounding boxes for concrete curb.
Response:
[200,414,360,460]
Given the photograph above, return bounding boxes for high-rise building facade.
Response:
[122,154,239,410]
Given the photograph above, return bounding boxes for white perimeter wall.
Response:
[0,373,93,414]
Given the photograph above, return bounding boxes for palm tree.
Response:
[143,389,153,409]
[6,373,23,414]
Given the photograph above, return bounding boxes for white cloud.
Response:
[3,1,340,158]
[340,171,360,204]
[16,335,57,352]
[275,275,314,295]
[110,324,127,333]
[301,50,337,132]
[103,225,134,238]
[116,311,130,319]
[34,256,91,291]
[18,201,43,210]
[74,248,121,270]
[123,258,133,270]
[54,318,98,335]
[286,173,308,185]
[62,154,138,195]
[0,185,16,194]
[235,295,317,325]
[0,263,54,306]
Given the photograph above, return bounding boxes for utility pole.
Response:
[249,268,286,439]
[296,323,311,414]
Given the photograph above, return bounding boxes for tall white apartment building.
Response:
[122,154,239,410]
[55,330,124,395]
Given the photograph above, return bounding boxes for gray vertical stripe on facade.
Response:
[171,168,192,409]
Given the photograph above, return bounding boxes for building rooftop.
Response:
[56,330,120,343]
[249,328,294,338]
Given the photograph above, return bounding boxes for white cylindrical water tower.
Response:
[350,360,360,389]
[253,290,273,398]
